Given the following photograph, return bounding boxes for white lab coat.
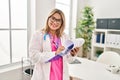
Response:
[29,30,74,80]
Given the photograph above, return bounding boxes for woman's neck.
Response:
[49,30,56,36]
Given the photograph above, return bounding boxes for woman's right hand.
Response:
[55,46,65,55]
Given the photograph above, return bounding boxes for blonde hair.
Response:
[43,9,65,37]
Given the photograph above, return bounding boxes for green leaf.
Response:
[75,6,95,54]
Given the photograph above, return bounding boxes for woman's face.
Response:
[48,13,62,31]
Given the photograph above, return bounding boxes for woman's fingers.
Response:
[74,47,80,52]
[70,47,80,56]
[58,46,65,51]
[55,46,65,54]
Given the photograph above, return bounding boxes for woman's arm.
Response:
[29,31,55,64]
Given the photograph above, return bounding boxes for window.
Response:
[0,0,27,66]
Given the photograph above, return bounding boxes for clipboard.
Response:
[45,38,85,63]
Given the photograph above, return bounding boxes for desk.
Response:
[68,57,120,80]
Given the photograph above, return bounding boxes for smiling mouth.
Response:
[51,23,58,28]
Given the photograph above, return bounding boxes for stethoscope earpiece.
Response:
[44,33,48,40]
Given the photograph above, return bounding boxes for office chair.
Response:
[96,51,120,66]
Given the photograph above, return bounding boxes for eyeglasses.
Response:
[49,16,62,24]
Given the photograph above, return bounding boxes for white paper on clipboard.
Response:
[45,38,85,63]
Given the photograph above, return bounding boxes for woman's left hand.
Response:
[70,47,80,56]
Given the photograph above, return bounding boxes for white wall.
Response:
[29,0,55,38]
[88,0,120,19]
[0,68,22,80]
[76,0,89,21]
[77,0,120,20]
[36,0,55,30]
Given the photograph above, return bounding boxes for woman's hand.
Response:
[70,47,80,56]
[55,46,65,55]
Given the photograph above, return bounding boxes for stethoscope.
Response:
[43,33,49,40]
[43,33,59,49]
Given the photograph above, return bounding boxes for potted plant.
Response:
[96,50,103,57]
[75,6,95,58]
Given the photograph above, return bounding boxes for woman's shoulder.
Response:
[62,32,70,39]
[62,32,68,36]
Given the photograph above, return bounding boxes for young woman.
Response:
[29,9,80,80]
